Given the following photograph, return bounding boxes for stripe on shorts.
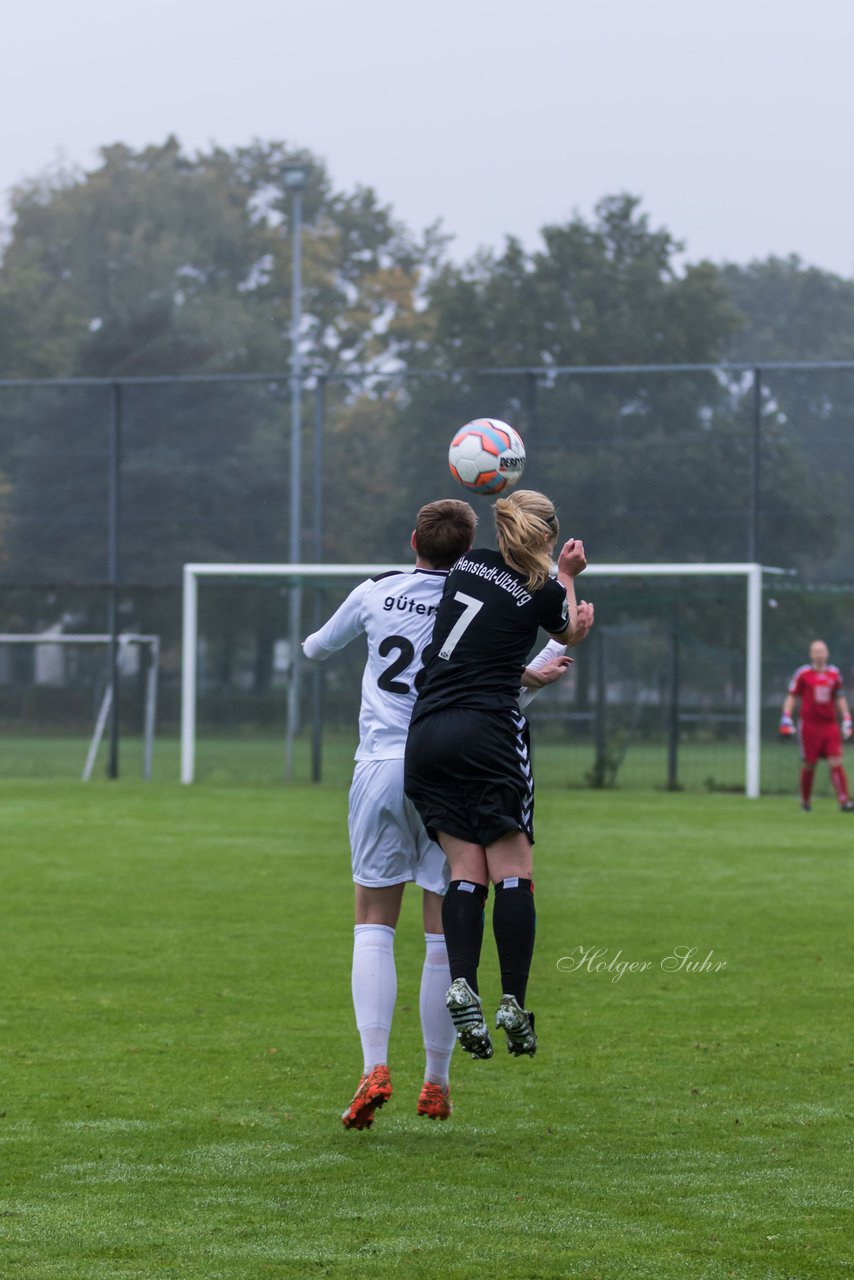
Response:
[512,711,534,836]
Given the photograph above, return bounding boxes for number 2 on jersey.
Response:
[438,591,483,661]
[377,635,417,694]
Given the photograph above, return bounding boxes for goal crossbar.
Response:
[181,561,779,794]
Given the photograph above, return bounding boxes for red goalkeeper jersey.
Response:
[788,664,843,723]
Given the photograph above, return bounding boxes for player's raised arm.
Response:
[518,601,593,709]
[566,599,594,648]
[549,538,587,642]
[302,580,370,660]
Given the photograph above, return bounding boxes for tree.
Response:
[721,256,854,363]
[0,136,441,380]
[418,195,736,369]
[0,138,447,685]
[0,138,441,585]
[721,256,854,579]
[386,197,837,574]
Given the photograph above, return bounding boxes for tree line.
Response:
[1,135,853,622]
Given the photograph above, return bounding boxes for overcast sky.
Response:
[3,0,853,275]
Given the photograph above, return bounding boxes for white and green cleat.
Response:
[496,993,537,1056]
[446,978,494,1059]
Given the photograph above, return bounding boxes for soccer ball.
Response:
[448,419,526,495]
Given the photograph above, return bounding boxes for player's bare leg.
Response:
[827,754,854,811]
[437,834,493,1059]
[485,830,533,882]
[416,889,455,1119]
[355,883,405,928]
[342,883,405,1130]
[486,831,538,1057]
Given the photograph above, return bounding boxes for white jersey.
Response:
[302,568,568,760]
[303,567,448,761]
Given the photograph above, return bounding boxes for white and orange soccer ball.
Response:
[448,419,526,496]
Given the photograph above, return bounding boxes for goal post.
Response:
[0,632,160,780]
[181,561,779,794]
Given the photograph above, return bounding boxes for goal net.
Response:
[0,632,160,780]
[180,562,772,795]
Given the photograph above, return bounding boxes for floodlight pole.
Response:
[311,376,326,783]
[107,381,122,780]
[283,164,308,779]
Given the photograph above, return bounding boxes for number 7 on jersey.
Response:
[438,591,484,661]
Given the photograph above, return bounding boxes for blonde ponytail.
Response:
[493,490,559,592]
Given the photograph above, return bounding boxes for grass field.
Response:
[0,728,831,796]
[1,780,852,1279]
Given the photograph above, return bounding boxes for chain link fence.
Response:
[1,362,852,788]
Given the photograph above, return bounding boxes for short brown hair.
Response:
[414,499,477,568]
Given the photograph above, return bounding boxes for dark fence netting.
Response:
[0,365,852,788]
[0,384,112,587]
[121,380,292,584]
[751,366,854,574]
[316,371,535,564]
[535,368,753,560]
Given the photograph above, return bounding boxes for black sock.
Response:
[442,880,488,994]
[492,877,536,1005]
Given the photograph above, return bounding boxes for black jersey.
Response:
[411,548,569,720]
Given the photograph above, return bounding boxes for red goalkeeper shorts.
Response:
[799,720,842,764]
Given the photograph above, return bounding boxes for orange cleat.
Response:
[416,1081,452,1121]
[341,1065,392,1130]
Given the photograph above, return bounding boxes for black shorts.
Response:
[404,706,534,848]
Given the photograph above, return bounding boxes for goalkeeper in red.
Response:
[780,639,854,812]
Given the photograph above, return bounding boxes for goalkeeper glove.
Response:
[779,713,796,739]
[843,717,852,741]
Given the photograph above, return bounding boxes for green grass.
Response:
[0,728,829,796]
[1,782,852,1278]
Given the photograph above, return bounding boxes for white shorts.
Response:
[348,758,449,895]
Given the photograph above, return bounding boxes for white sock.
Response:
[352,924,397,1073]
[420,931,456,1086]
